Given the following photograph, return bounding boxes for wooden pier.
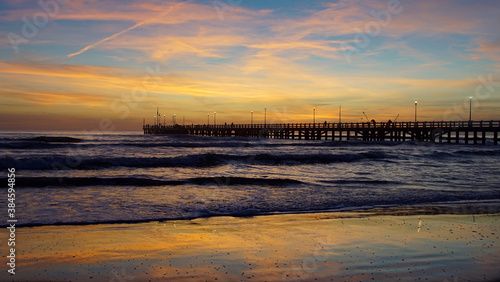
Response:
[143,120,500,145]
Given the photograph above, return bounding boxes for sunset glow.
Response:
[1,0,499,131]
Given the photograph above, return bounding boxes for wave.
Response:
[0,133,415,150]
[0,152,390,170]
[0,136,83,149]
[422,148,500,160]
[0,141,81,150]
[0,140,401,150]
[319,179,400,185]
[11,176,305,188]
[27,136,83,143]
[188,177,303,186]
[7,199,500,228]
[454,149,500,156]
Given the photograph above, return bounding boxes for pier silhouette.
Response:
[143,120,500,145]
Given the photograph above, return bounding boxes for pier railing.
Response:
[143,120,500,144]
[145,120,500,130]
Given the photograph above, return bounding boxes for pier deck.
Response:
[143,120,500,145]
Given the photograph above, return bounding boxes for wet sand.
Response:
[3,209,500,281]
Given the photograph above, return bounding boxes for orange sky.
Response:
[1,0,499,131]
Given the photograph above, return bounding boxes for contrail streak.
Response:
[67,6,176,58]
[68,20,150,58]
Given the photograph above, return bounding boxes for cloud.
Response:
[0,87,112,107]
[470,39,500,65]
[0,61,120,76]
[1,0,500,129]
[67,2,184,58]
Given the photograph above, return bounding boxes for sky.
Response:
[0,0,499,131]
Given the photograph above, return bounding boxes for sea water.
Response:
[1,131,499,227]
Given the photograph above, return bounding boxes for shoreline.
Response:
[6,200,500,228]
[4,205,500,281]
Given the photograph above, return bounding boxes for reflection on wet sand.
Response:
[9,211,500,281]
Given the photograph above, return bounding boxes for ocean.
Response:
[1,131,499,227]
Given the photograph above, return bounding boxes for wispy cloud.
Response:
[67,4,182,58]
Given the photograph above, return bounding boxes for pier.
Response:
[143,120,500,145]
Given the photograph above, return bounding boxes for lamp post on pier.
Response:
[163,114,165,126]
[414,101,417,123]
[214,112,216,126]
[313,107,316,124]
[339,105,341,124]
[264,108,267,126]
[251,111,253,127]
[469,97,472,121]
[207,114,210,126]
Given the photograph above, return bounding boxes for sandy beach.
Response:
[2,206,499,281]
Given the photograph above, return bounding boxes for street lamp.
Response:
[214,112,216,126]
[251,111,253,126]
[339,105,342,124]
[207,114,210,126]
[469,97,472,121]
[414,101,417,123]
[154,116,156,127]
[313,107,316,124]
[264,108,267,126]
[163,114,165,126]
